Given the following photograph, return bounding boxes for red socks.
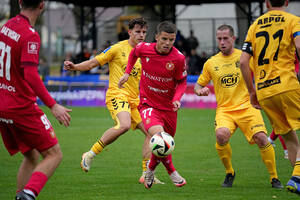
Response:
[24,171,48,196]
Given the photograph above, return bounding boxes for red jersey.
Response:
[126,42,187,111]
[0,14,53,113]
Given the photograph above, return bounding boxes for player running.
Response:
[119,21,187,189]
[64,18,163,184]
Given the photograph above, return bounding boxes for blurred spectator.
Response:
[175,30,188,55]
[38,58,49,81]
[186,30,199,55]
[199,51,208,72]
[118,26,129,41]
[187,49,202,75]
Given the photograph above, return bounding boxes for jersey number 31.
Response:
[0,41,11,81]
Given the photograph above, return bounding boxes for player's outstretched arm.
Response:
[118,73,130,88]
[194,83,210,96]
[64,58,99,72]
[51,104,72,127]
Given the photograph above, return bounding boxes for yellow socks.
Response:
[215,142,234,175]
[142,158,150,173]
[292,161,300,177]
[91,139,106,155]
[259,142,278,181]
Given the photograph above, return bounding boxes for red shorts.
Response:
[0,106,58,155]
[138,104,177,137]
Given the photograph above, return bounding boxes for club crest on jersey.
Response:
[166,62,175,70]
[146,118,151,125]
[28,42,38,54]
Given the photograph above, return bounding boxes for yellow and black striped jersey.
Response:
[197,49,251,111]
[95,40,142,100]
[242,10,300,100]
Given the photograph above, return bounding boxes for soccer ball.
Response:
[149,132,175,157]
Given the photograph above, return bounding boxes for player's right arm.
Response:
[194,83,210,96]
[64,58,99,72]
[194,60,211,96]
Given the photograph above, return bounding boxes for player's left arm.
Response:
[240,51,261,109]
[172,58,187,111]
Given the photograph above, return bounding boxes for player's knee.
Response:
[118,122,131,133]
[42,144,63,162]
[216,128,230,144]
[253,132,268,147]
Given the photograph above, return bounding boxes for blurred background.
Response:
[0,0,299,107]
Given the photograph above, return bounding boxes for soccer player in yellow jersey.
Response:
[240,0,300,194]
[194,25,283,188]
[64,18,163,184]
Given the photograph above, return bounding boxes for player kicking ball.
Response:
[119,21,187,189]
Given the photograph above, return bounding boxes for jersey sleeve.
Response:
[95,45,116,66]
[197,60,211,86]
[292,16,300,40]
[20,33,40,68]
[174,55,187,80]
[125,42,144,74]
[242,25,254,56]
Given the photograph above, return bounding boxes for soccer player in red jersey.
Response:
[0,1,71,199]
[119,21,187,189]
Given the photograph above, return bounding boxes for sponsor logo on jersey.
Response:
[0,83,16,92]
[146,57,150,62]
[220,73,240,88]
[166,62,175,70]
[123,65,139,77]
[257,76,281,90]
[0,117,13,124]
[28,42,38,54]
[143,70,172,82]
[251,124,264,130]
[257,15,285,26]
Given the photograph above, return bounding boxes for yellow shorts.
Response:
[215,106,267,144]
[259,88,300,135]
[106,95,141,130]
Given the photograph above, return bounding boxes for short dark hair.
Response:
[21,0,44,9]
[128,18,147,30]
[156,21,177,35]
[217,24,234,36]
[268,0,285,7]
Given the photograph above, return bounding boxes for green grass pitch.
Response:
[0,107,297,199]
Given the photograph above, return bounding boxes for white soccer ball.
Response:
[149,132,175,157]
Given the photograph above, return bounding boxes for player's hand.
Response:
[194,86,210,96]
[50,103,72,127]
[118,73,130,88]
[172,100,181,112]
[249,91,261,109]
[64,61,76,71]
